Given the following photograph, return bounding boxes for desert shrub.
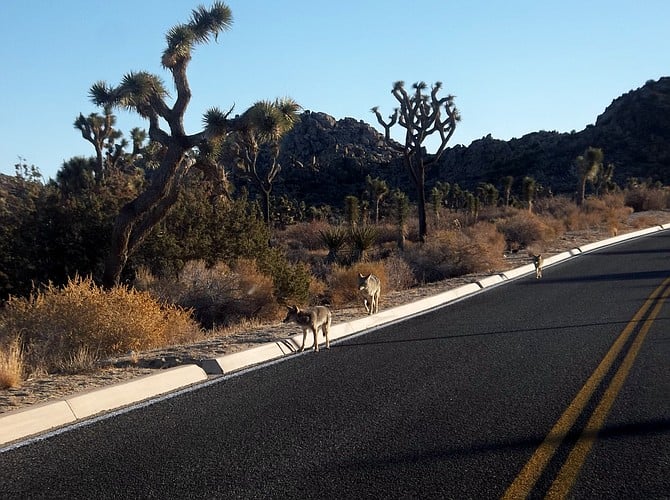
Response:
[0,276,202,375]
[280,220,332,251]
[405,224,506,283]
[144,260,281,328]
[624,186,670,211]
[0,336,23,388]
[307,276,329,306]
[465,222,508,267]
[496,211,557,250]
[257,249,311,306]
[348,225,379,262]
[629,215,658,229]
[382,252,417,291]
[534,195,576,220]
[319,225,348,263]
[563,197,632,232]
[327,261,388,308]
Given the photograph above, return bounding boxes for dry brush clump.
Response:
[624,186,670,212]
[0,276,202,381]
[0,336,23,389]
[404,222,507,283]
[496,210,559,251]
[138,259,282,329]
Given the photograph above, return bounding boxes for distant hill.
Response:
[274,77,670,206]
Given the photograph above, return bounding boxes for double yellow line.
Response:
[503,276,670,499]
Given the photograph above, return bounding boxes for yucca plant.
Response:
[319,226,348,263]
[349,225,379,262]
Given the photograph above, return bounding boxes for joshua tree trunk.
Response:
[103,148,188,286]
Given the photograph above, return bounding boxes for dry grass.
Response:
[139,259,284,328]
[0,276,202,375]
[404,222,507,283]
[624,186,670,211]
[0,337,23,389]
[496,210,560,251]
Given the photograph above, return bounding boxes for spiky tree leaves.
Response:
[230,97,302,225]
[522,176,537,213]
[74,106,123,183]
[90,3,239,287]
[576,147,604,206]
[372,81,460,242]
[365,175,389,224]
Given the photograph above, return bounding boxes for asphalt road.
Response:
[1,232,669,499]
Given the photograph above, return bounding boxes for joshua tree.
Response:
[87,3,290,286]
[230,97,301,225]
[345,195,360,227]
[595,162,616,195]
[502,175,514,208]
[575,147,604,206]
[477,182,499,207]
[522,176,537,213]
[74,106,123,184]
[372,81,460,242]
[392,189,410,250]
[365,175,389,224]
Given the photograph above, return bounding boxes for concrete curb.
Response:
[0,365,207,446]
[1,224,666,447]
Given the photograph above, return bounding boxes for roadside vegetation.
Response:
[1,173,668,388]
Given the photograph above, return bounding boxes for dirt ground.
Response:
[1,211,668,415]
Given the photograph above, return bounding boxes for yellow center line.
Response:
[545,280,670,499]
[502,276,670,500]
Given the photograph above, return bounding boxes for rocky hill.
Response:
[274,77,670,205]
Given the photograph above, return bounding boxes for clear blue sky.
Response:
[2,1,669,180]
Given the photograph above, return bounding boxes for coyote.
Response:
[358,273,381,314]
[283,305,332,352]
[532,254,544,279]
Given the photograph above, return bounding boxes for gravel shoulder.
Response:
[2,212,668,415]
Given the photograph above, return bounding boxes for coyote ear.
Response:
[359,273,367,278]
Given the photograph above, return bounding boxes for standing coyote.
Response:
[283,305,332,352]
[358,273,381,314]
[532,254,544,279]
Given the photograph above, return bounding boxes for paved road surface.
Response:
[1,232,669,499]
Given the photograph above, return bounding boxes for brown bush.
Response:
[496,211,557,250]
[145,259,282,328]
[0,336,23,388]
[278,220,331,251]
[624,187,670,211]
[404,223,506,283]
[0,276,202,375]
[382,252,417,291]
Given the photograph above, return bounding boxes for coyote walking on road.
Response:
[283,305,332,352]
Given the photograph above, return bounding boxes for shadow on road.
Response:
[339,316,670,348]
[332,418,670,470]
